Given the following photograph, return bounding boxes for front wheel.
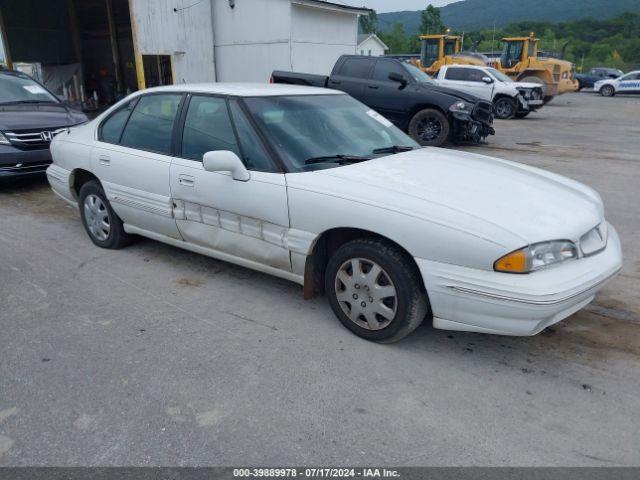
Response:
[494,97,517,119]
[79,180,132,249]
[600,85,615,97]
[408,108,450,147]
[325,238,429,343]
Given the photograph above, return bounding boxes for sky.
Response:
[340,0,457,13]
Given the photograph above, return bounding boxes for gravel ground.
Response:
[0,92,639,467]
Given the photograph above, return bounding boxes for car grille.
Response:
[472,101,493,124]
[4,128,63,150]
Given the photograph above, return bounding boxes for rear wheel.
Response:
[600,85,615,97]
[325,238,429,343]
[79,180,131,249]
[494,97,517,119]
[408,108,450,147]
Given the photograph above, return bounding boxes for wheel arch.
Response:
[70,168,101,201]
[302,227,426,300]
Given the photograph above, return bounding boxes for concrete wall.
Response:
[358,36,386,57]
[130,0,216,84]
[212,0,292,82]
[290,3,358,75]
[212,0,359,82]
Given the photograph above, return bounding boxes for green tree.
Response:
[359,10,378,34]
[420,4,446,35]
[378,22,409,54]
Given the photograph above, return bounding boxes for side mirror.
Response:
[388,72,408,85]
[482,76,494,84]
[202,150,250,181]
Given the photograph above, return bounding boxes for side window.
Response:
[338,58,372,78]
[99,99,136,144]
[444,67,468,81]
[181,95,240,161]
[120,94,182,154]
[466,69,486,82]
[372,60,406,82]
[229,100,277,172]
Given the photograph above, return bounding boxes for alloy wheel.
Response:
[416,116,443,142]
[84,194,111,241]
[334,258,398,331]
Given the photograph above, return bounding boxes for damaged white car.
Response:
[47,84,622,342]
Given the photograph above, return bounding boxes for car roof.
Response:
[138,83,344,97]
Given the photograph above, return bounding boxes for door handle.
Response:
[367,85,379,90]
[178,174,195,187]
[98,155,110,166]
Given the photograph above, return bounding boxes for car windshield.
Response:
[0,73,59,105]
[486,67,512,83]
[403,63,436,85]
[243,95,419,172]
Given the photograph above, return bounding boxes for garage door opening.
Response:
[142,55,173,88]
[0,0,137,111]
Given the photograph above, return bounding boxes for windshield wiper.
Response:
[304,154,371,165]
[372,145,416,154]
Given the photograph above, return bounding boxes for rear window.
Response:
[337,58,372,78]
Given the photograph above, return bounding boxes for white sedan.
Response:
[47,84,622,342]
[595,70,640,96]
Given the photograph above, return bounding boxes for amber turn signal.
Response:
[494,249,528,273]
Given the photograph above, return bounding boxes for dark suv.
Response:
[0,69,87,179]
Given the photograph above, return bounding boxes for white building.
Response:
[357,33,389,57]
[0,0,369,102]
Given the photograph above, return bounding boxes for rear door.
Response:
[440,67,492,100]
[92,93,184,238]
[364,59,411,125]
[328,57,373,103]
[169,94,291,271]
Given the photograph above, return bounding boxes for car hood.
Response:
[0,104,87,130]
[294,148,603,247]
[416,82,481,103]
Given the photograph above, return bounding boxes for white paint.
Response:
[0,407,18,423]
[129,0,216,83]
[357,34,388,57]
[47,84,622,338]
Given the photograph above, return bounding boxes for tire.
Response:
[78,180,131,249]
[325,238,429,343]
[494,97,517,119]
[515,111,531,119]
[543,96,554,104]
[408,108,450,147]
[600,85,615,97]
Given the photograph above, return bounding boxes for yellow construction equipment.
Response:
[417,32,579,102]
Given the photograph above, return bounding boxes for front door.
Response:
[365,59,410,125]
[92,92,184,239]
[440,67,492,100]
[169,95,291,271]
[618,73,640,93]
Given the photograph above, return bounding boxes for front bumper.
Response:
[0,145,52,178]
[416,223,622,336]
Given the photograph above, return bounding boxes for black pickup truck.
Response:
[272,55,494,147]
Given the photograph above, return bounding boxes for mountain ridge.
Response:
[377,0,640,32]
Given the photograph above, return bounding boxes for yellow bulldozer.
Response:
[417,32,579,102]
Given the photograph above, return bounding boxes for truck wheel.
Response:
[79,180,132,249]
[408,109,450,147]
[325,238,429,343]
[494,97,517,119]
[600,85,615,97]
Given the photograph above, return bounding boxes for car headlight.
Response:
[494,240,578,273]
[449,101,473,113]
[0,132,11,145]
